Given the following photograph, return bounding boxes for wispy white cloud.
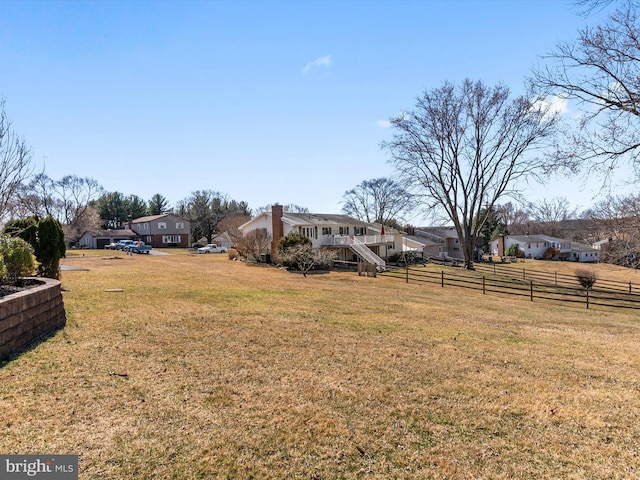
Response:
[376,120,391,128]
[534,95,569,115]
[302,54,332,74]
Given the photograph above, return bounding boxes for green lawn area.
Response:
[1,250,639,479]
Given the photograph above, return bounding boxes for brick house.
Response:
[128,214,191,248]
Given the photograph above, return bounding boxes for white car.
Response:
[197,244,227,254]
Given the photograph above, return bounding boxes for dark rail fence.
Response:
[381,264,640,310]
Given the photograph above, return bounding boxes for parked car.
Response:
[115,240,135,251]
[197,244,227,254]
[104,242,118,250]
[127,241,152,254]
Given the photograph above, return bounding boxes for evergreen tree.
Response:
[36,216,66,279]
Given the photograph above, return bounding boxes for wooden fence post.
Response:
[586,289,590,309]
[405,263,409,283]
[530,281,533,302]
[441,271,444,288]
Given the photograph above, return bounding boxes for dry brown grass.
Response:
[1,251,640,479]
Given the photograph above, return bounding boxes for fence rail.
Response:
[381,265,640,310]
[472,262,640,295]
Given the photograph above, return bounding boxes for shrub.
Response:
[506,244,524,258]
[0,256,6,281]
[542,247,560,260]
[36,216,66,279]
[278,244,337,277]
[3,215,65,279]
[0,236,38,285]
[238,230,271,262]
[277,232,312,267]
[575,268,597,289]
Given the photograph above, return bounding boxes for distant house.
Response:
[78,214,191,249]
[78,228,136,249]
[492,235,554,259]
[128,214,191,248]
[404,227,466,259]
[569,242,601,263]
[492,234,600,262]
[211,232,234,250]
[239,204,403,269]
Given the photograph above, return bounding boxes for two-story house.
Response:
[128,214,191,248]
[239,204,403,269]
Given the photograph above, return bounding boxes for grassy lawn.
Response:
[1,250,639,479]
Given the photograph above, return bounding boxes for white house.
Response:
[569,243,601,263]
[239,204,404,269]
[492,234,600,262]
[492,235,553,259]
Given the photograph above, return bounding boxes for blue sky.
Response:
[0,0,622,218]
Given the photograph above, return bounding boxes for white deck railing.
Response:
[327,234,394,246]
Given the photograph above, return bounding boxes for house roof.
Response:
[535,234,571,244]
[240,210,403,234]
[281,213,372,227]
[238,212,271,231]
[505,235,550,244]
[81,229,135,238]
[571,242,599,253]
[405,235,441,247]
[131,214,169,223]
[414,227,459,240]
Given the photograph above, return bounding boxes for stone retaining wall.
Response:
[0,278,66,361]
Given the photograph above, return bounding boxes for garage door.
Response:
[96,239,110,249]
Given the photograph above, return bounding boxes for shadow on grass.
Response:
[0,324,66,369]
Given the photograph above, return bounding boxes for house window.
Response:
[162,235,181,244]
[146,236,152,243]
[176,222,185,230]
[339,227,349,235]
[354,227,366,236]
[158,222,167,229]
[299,227,317,239]
[322,227,332,235]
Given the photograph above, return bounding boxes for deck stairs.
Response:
[349,237,386,271]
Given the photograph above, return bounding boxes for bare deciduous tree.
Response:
[255,203,309,214]
[586,193,640,265]
[495,202,532,235]
[238,229,271,262]
[528,197,578,237]
[341,177,415,225]
[533,1,640,181]
[0,100,32,223]
[384,79,559,269]
[217,214,251,245]
[575,268,598,289]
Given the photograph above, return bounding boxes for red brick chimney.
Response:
[271,204,284,262]
[127,215,133,231]
[497,235,505,257]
